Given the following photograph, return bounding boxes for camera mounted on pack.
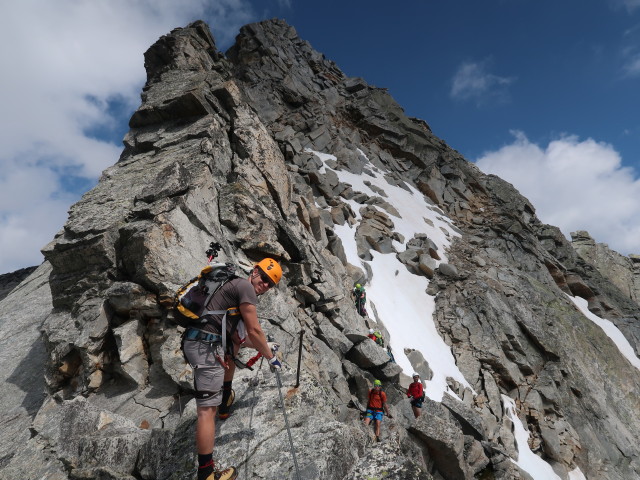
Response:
[206,242,223,262]
[172,240,238,328]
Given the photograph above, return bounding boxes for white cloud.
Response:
[623,54,640,75]
[450,60,515,106]
[476,131,640,256]
[0,1,257,273]
[612,0,640,12]
[620,27,640,77]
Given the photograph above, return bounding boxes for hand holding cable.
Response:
[245,341,280,368]
[268,342,282,372]
[268,356,282,371]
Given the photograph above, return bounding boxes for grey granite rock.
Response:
[1,18,639,480]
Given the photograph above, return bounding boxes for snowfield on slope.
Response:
[503,395,587,479]
[307,149,591,480]
[309,149,469,401]
[502,395,562,480]
[568,294,640,370]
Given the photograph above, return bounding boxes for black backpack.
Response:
[172,262,238,328]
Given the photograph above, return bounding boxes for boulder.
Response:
[347,339,394,369]
[409,401,472,480]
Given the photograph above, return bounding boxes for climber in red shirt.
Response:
[367,328,377,341]
[407,373,424,418]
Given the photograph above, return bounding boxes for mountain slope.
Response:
[0,19,638,480]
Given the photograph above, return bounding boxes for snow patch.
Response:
[502,395,561,480]
[307,149,469,401]
[567,466,587,480]
[568,295,640,370]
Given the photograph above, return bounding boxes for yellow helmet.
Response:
[256,258,282,285]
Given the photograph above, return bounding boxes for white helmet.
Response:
[369,328,374,334]
[412,373,420,378]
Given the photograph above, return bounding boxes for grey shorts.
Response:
[182,338,225,407]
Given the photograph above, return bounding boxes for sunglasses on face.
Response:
[258,270,275,288]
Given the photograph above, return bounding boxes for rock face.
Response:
[0,265,37,301]
[571,230,640,305]
[1,19,639,480]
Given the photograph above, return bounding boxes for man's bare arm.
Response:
[239,303,274,360]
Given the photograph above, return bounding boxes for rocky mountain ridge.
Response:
[1,19,639,480]
[571,230,640,305]
[0,266,37,302]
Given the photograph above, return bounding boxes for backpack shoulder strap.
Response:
[201,279,228,313]
[201,276,243,354]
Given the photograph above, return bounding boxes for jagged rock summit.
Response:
[1,19,639,480]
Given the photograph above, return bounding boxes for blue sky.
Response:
[1,0,640,273]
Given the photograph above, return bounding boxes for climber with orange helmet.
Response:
[217,257,283,420]
[183,257,283,480]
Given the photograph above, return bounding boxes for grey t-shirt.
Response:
[202,277,256,335]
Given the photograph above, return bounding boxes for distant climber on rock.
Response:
[368,328,386,348]
[363,379,392,442]
[367,328,377,341]
[373,330,384,347]
[386,345,395,363]
[407,373,425,418]
[182,258,283,480]
[352,283,367,317]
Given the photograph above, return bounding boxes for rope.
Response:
[244,356,264,479]
[294,329,304,388]
[275,369,301,480]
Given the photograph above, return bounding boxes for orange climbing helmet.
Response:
[256,258,282,285]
